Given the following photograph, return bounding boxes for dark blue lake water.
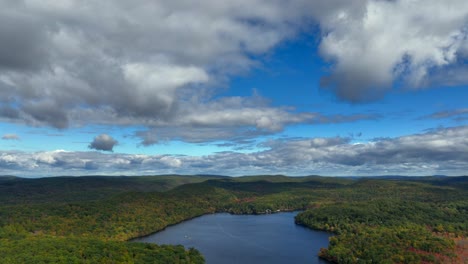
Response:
[132,212,330,264]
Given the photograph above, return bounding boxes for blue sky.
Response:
[1,0,467,177]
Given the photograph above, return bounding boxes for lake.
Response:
[132,212,330,264]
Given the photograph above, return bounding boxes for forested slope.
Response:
[0,175,466,263]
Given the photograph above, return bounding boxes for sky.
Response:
[0,0,467,177]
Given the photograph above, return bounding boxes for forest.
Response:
[0,175,466,263]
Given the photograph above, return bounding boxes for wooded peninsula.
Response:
[0,175,466,263]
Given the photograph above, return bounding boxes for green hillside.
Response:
[0,175,466,263]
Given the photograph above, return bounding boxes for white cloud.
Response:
[2,126,467,177]
[160,156,182,168]
[122,62,209,115]
[318,0,468,101]
[0,0,315,128]
[0,0,466,144]
[133,95,377,145]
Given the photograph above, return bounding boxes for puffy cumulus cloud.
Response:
[0,0,466,137]
[88,134,118,152]
[318,0,468,102]
[0,0,318,129]
[0,0,367,141]
[2,133,20,140]
[134,96,317,144]
[65,94,374,145]
[160,156,183,168]
[33,150,69,166]
[3,126,468,177]
[133,96,378,145]
[0,150,37,171]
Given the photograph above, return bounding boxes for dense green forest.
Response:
[0,175,466,263]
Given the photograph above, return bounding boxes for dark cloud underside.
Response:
[0,0,465,133]
[88,134,118,152]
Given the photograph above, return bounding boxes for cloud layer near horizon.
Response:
[0,0,467,145]
[1,126,467,177]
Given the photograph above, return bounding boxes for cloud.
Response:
[88,134,118,152]
[423,108,468,121]
[0,0,466,139]
[0,0,348,144]
[0,0,315,129]
[3,126,467,177]
[0,106,20,119]
[0,8,49,71]
[2,133,20,140]
[249,126,468,174]
[318,0,468,102]
[133,96,378,145]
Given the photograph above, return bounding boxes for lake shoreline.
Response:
[131,212,331,264]
[127,208,305,242]
[127,212,216,242]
